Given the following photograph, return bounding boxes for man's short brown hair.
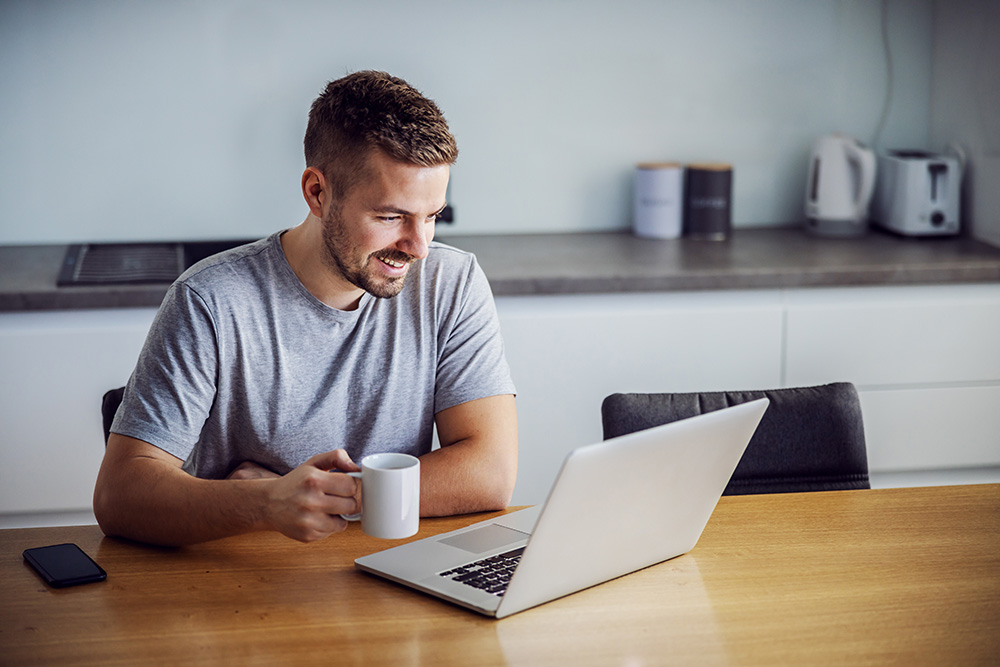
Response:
[304,71,458,200]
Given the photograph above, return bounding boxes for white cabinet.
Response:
[860,385,1000,470]
[498,291,785,505]
[500,284,1000,504]
[2,283,998,518]
[0,309,157,515]
[783,284,1000,474]
[784,285,1000,386]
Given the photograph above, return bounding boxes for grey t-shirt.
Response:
[112,230,516,478]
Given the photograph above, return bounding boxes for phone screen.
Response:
[23,543,107,588]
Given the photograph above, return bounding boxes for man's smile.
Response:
[377,255,407,269]
[372,249,416,275]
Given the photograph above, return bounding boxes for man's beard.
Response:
[320,209,416,299]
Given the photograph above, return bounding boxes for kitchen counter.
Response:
[3,227,1000,311]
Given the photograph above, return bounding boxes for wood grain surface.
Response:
[2,485,998,665]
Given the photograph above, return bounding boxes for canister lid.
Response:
[686,162,732,171]
[636,162,683,170]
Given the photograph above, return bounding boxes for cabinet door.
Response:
[784,284,1000,387]
[497,291,784,505]
[0,309,156,514]
[860,385,1000,471]
[784,284,1000,474]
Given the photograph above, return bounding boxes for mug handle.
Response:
[340,471,362,522]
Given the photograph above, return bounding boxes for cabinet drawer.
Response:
[785,285,1000,387]
[859,385,1000,471]
[0,309,156,514]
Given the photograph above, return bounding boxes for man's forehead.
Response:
[358,160,449,208]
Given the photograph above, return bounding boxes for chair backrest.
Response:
[601,382,870,495]
[102,386,126,445]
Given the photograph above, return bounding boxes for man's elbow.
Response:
[484,456,517,510]
[455,454,516,514]
[93,479,182,546]
[93,458,143,540]
[92,480,123,538]
[480,483,514,512]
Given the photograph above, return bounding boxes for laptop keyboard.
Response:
[437,547,525,596]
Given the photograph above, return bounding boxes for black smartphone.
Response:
[23,543,107,588]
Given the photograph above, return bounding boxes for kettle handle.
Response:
[845,141,876,219]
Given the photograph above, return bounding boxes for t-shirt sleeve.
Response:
[110,281,219,462]
[433,256,516,413]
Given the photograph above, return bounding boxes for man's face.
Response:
[321,150,449,301]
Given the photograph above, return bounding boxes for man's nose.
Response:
[398,219,431,260]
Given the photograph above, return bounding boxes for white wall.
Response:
[929,0,1000,248]
[1,0,933,245]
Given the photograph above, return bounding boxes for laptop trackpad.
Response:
[438,524,529,554]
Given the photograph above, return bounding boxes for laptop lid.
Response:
[355,397,769,618]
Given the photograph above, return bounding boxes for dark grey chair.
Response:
[101,386,126,445]
[601,382,870,495]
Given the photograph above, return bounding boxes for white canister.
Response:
[633,163,684,239]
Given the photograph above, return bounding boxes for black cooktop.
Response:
[57,240,255,286]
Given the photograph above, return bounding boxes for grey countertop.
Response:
[3,227,1000,312]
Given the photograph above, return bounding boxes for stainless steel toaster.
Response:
[872,150,962,236]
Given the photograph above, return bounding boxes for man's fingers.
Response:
[319,478,361,516]
[288,512,350,543]
[307,449,360,473]
[299,467,360,514]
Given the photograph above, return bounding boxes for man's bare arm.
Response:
[419,394,518,517]
[93,434,361,546]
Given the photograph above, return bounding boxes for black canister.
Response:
[684,163,732,240]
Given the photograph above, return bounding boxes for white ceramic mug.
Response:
[341,453,420,539]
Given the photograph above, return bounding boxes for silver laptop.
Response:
[355,397,769,619]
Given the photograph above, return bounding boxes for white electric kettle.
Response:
[804,134,877,237]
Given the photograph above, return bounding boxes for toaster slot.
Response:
[928,163,947,202]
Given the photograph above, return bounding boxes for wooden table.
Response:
[2,484,998,665]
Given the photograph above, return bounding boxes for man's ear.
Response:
[301,167,327,218]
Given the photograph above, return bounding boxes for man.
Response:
[94,71,518,546]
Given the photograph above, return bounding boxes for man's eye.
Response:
[377,216,401,223]
[426,214,438,224]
